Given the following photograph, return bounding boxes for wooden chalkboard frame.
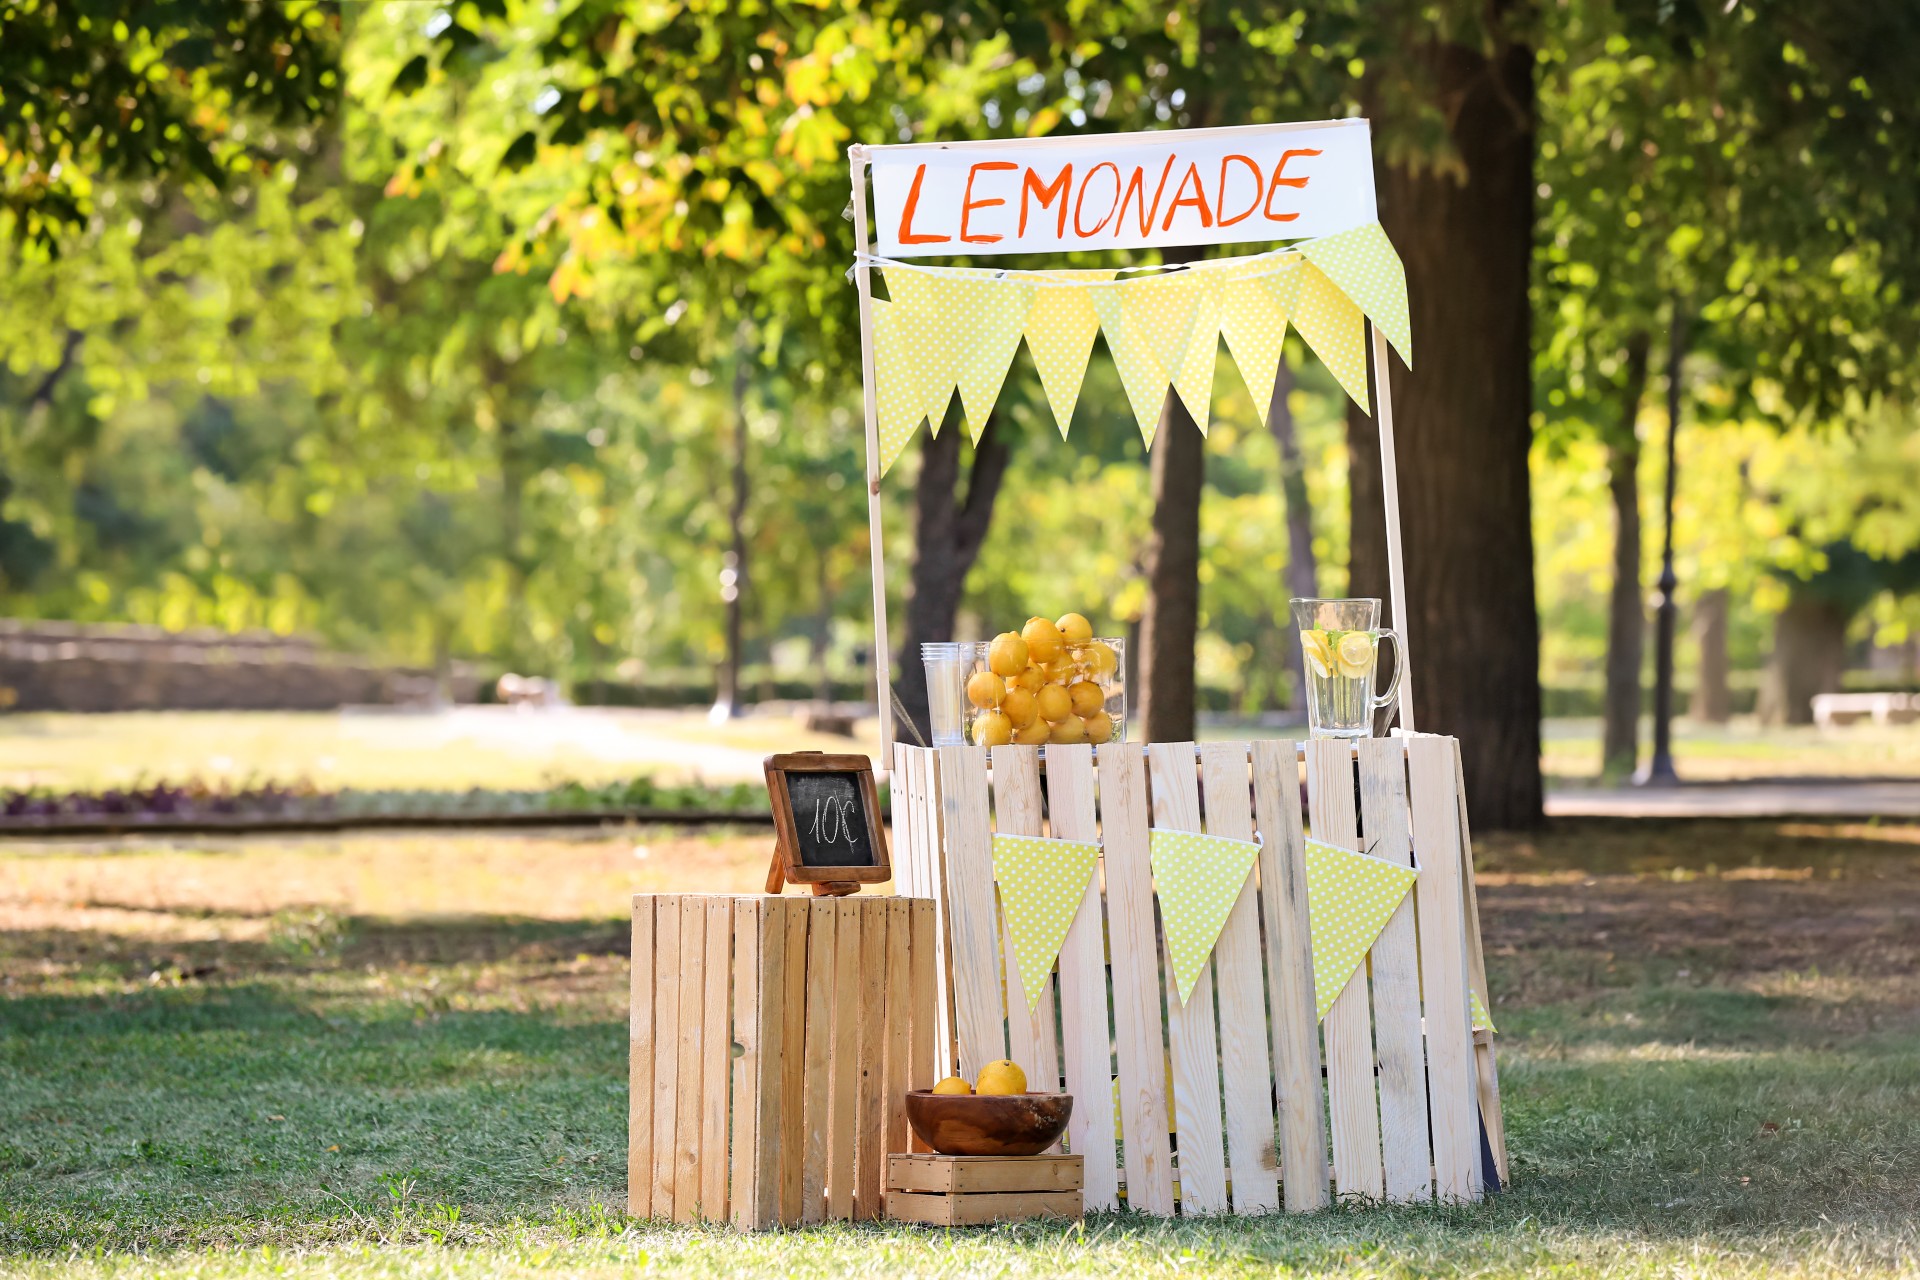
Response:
[764,752,891,894]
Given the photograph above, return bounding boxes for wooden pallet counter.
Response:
[627,893,938,1229]
[889,733,1507,1216]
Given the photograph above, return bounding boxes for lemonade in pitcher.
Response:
[1291,598,1403,738]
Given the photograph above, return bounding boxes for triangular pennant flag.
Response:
[1471,989,1496,1033]
[1150,827,1260,1004]
[1219,260,1293,414]
[1299,220,1412,368]
[954,277,1034,444]
[880,267,968,435]
[1025,270,1116,438]
[991,832,1101,1012]
[1118,272,1218,434]
[1169,277,1220,435]
[1091,283,1172,450]
[1289,260,1371,414]
[869,301,927,477]
[1303,837,1418,1020]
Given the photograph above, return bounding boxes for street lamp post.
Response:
[1637,301,1685,788]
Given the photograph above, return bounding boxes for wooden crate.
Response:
[628,894,939,1230]
[889,734,1507,1215]
[886,1154,1084,1226]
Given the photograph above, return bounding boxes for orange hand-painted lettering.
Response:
[1262,148,1321,222]
[897,164,951,245]
[1161,161,1214,231]
[1216,154,1263,227]
[1019,165,1074,238]
[960,161,1018,243]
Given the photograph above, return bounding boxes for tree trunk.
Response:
[1346,395,1387,603]
[1601,333,1652,779]
[1369,29,1543,828]
[712,355,752,720]
[892,416,1012,743]
[1269,358,1317,709]
[1137,386,1206,743]
[1690,587,1732,723]
[1757,591,1850,726]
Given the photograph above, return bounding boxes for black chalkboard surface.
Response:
[764,752,891,893]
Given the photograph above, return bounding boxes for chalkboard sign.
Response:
[764,752,891,894]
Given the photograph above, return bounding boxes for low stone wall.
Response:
[0,620,476,712]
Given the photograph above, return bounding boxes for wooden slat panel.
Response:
[990,745,1058,1093]
[1407,736,1480,1201]
[800,899,838,1223]
[649,894,681,1217]
[908,747,956,1080]
[700,896,733,1220]
[1147,741,1228,1216]
[826,897,861,1220]
[1250,741,1329,1212]
[778,898,809,1225]
[884,897,914,1190]
[728,898,762,1232]
[1097,742,1174,1216]
[907,897,938,1153]
[937,746,1004,1079]
[750,897,788,1231]
[1304,741,1385,1201]
[1358,740,1431,1203]
[1198,742,1279,1213]
[673,898,705,1223]
[854,899,890,1219]
[1044,743,1120,1212]
[628,896,655,1219]
[1451,736,1509,1183]
[892,744,916,897]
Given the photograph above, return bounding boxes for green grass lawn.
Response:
[3,820,1918,1277]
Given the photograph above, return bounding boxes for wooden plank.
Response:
[892,743,916,897]
[778,896,809,1225]
[885,1188,1083,1227]
[887,1153,1085,1194]
[1407,736,1481,1202]
[990,744,1058,1093]
[884,897,914,1189]
[854,898,890,1219]
[1096,742,1175,1216]
[673,898,706,1224]
[907,897,938,1152]
[826,897,861,1221]
[800,898,838,1223]
[937,746,1004,1080]
[750,897,789,1231]
[649,894,681,1217]
[1304,741,1385,1201]
[905,747,956,1081]
[1451,736,1509,1183]
[627,896,655,1219]
[1250,741,1330,1213]
[700,896,733,1221]
[1198,742,1280,1214]
[1043,743,1120,1212]
[1147,741,1228,1216]
[1358,739,1431,1203]
[728,898,761,1233]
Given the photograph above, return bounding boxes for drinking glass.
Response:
[1290,598,1403,739]
[920,642,975,747]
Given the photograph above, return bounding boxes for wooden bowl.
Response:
[904,1090,1073,1157]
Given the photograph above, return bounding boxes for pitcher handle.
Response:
[1371,628,1404,713]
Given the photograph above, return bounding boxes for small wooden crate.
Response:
[885,1154,1084,1227]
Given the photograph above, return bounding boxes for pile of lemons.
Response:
[965,613,1119,748]
[932,1059,1027,1096]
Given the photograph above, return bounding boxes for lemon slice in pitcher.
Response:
[1299,629,1334,678]
[1335,631,1375,679]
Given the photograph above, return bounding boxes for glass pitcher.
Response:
[1291,598,1404,739]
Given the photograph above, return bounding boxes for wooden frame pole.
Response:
[848,147,895,752]
[1372,322,1415,732]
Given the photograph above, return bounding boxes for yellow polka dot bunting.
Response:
[1288,260,1370,414]
[869,300,926,477]
[1303,837,1419,1021]
[1150,827,1261,1006]
[1090,283,1172,450]
[991,832,1101,1013]
[1026,269,1117,438]
[1298,220,1412,368]
[1119,273,1220,437]
[1218,259,1294,415]
[1471,989,1496,1033]
[954,277,1034,445]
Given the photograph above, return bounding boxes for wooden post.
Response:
[847,146,895,753]
[1372,323,1415,732]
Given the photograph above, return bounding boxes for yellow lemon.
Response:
[974,1060,1028,1096]
[1299,629,1334,679]
[1083,711,1115,745]
[1011,719,1052,746]
[1036,683,1074,723]
[1014,665,1047,694]
[1022,617,1065,664]
[1001,686,1039,728]
[972,710,1013,748]
[988,632,1029,678]
[1083,640,1118,676]
[965,670,1005,710]
[1335,631,1375,679]
[1068,680,1105,717]
[1055,612,1094,646]
[1048,715,1087,745]
[931,1075,973,1096]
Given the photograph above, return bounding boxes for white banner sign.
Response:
[869,119,1377,258]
